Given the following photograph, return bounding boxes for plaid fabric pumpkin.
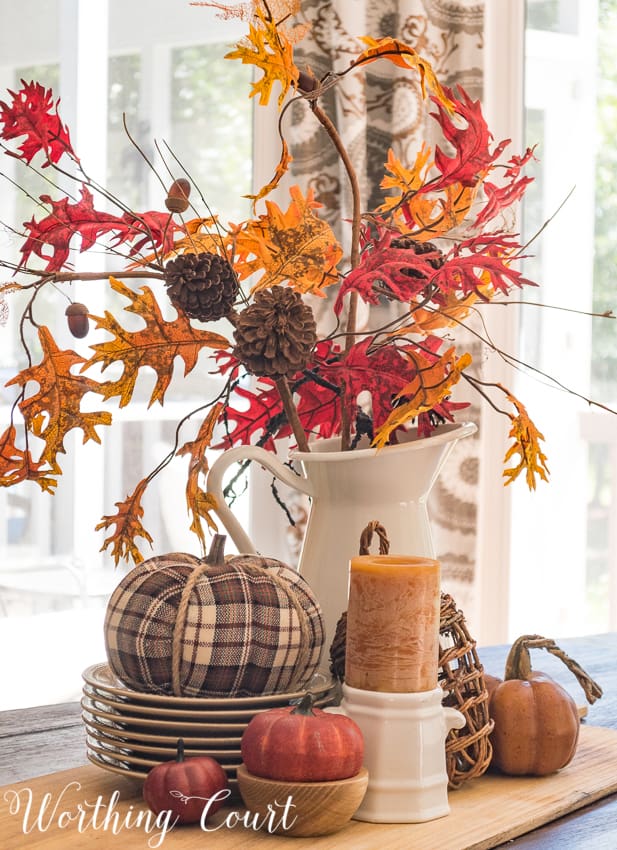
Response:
[104,551,325,697]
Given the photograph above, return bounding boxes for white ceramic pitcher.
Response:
[206,422,477,646]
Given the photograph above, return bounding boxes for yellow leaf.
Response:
[225,6,299,107]
[372,350,471,448]
[234,185,342,294]
[355,37,454,112]
[379,145,433,213]
[501,389,549,490]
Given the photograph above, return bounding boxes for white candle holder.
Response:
[329,683,465,823]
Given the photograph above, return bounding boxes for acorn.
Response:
[165,178,191,214]
[65,302,90,338]
[297,69,318,94]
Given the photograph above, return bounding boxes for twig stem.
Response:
[276,377,310,453]
[311,102,362,450]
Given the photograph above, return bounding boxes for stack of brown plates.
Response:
[81,663,338,793]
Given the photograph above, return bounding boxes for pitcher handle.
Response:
[206,445,314,554]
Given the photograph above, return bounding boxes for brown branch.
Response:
[310,102,362,451]
[275,377,310,453]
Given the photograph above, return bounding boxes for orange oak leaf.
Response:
[247,139,292,207]
[176,403,223,551]
[7,326,112,468]
[400,181,478,237]
[0,424,59,492]
[84,276,231,407]
[96,477,153,565]
[379,144,433,214]
[372,349,472,448]
[398,291,479,335]
[225,5,299,107]
[354,38,454,112]
[501,388,549,489]
[234,185,342,294]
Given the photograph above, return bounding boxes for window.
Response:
[508,0,616,638]
[0,0,252,709]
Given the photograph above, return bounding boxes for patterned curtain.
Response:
[282,0,486,620]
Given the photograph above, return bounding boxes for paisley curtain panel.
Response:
[287,0,485,616]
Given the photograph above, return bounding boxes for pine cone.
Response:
[233,287,317,379]
[164,252,238,322]
[390,236,445,279]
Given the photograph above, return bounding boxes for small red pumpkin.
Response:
[143,739,229,824]
[241,692,364,782]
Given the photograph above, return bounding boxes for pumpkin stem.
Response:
[205,534,227,567]
[176,738,185,762]
[291,693,316,716]
[504,634,603,704]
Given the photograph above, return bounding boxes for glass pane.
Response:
[526,0,579,33]
[514,1,616,637]
[0,1,252,708]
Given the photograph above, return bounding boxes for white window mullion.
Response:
[57,0,110,568]
[475,1,526,645]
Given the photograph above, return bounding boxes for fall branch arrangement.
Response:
[0,0,614,564]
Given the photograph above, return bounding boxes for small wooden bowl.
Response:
[236,764,369,837]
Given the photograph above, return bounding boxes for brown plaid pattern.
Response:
[104,553,325,697]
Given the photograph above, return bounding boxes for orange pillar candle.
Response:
[345,555,441,693]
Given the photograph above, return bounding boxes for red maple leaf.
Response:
[433,235,535,299]
[19,188,183,271]
[334,227,439,314]
[474,147,537,228]
[115,210,183,258]
[19,187,127,271]
[215,379,290,450]
[428,86,509,190]
[319,337,418,432]
[0,80,78,166]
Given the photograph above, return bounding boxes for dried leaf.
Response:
[247,139,292,206]
[430,86,509,190]
[7,326,112,468]
[0,424,59,492]
[225,5,299,107]
[19,188,183,272]
[372,349,472,448]
[378,144,432,214]
[177,403,223,551]
[96,477,153,565]
[333,226,438,313]
[355,38,454,112]
[0,80,78,166]
[501,389,549,489]
[234,185,342,294]
[85,276,230,408]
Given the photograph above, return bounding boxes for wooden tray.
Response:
[1,725,616,849]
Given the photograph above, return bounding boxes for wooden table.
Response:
[1,634,616,848]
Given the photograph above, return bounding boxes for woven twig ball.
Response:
[105,537,325,698]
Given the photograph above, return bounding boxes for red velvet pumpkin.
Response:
[241,693,364,782]
[143,739,229,824]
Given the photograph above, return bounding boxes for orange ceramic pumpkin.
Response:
[488,634,601,776]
